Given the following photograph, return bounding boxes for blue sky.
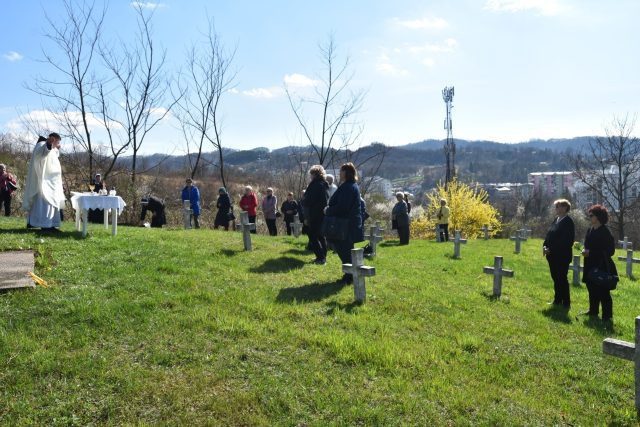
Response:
[1,0,639,154]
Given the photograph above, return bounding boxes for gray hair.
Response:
[309,165,326,180]
[326,174,334,184]
[0,164,5,169]
[396,192,405,199]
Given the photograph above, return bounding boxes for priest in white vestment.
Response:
[22,133,66,229]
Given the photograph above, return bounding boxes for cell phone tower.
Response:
[442,86,455,186]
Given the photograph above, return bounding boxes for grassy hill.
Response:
[0,218,638,425]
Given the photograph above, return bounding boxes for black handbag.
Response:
[587,253,619,290]
[321,216,349,241]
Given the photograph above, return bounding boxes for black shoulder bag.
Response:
[587,251,619,290]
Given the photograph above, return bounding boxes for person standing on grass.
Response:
[0,163,18,216]
[262,187,278,236]
[240,186,258,233]
[581,204,617,322]
[324,163,363,284]
[181,178,201,229]
[281,192,299,236]
[404,192,412,214]
[392,192,410,245]
[304,165,329,264]
[214,187,232,231]
[436,198,450,242]
[543,199,575,309]
[326,174,338,199]
[23,133,66,231]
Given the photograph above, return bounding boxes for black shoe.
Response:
[26,223,35,229]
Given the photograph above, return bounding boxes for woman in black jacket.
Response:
[324,163,364,283]
[582,204,616,321]
[281,192,299,236]
[543,199,575,308]
[304,166,329,264]
[214,187,232,231]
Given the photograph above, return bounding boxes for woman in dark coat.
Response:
[542,199,575,308]
[324,162,364,283]
[304,166,329,264]
[281,192,300,236]
[582,204,617,321]
[392,192,410,245]
[214,187,232,231]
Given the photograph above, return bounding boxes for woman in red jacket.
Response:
[239,185,258,234]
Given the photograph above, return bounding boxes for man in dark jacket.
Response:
[543,199,575,308]
[304,166,329,264]
[140,195,166,228]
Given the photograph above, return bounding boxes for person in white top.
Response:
[326,174,338,199]
[23,133,66,230]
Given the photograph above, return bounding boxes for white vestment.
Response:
[23,142,66,228]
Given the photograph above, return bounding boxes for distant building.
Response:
[367,176,394,198]
[480,182,533,201]
[528,171,574,198]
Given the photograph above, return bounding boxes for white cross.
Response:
[481,224,492,240]
[521,228,533,239]
[569,255,583,286]
[364,224,384,258]
[342,248,376,304]
[619,236,634,251]
[453,230,467,259]
[602,315,639,416]
[618,249,640,279]
[182,200,192,230]
[510,230,528,254]
[239,211,256,251]
[291,214,303,238]
[483,256,514,297]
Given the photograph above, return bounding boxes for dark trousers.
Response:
[285,220,292,236]
[0,191,11,216]
[266,218,277,236]
[439,224,449,242]
[192,214,200,229]
[547,256,571,307]
[307,226,327,261]
[586,281,613,319]
[249,215,257,233]
[397,225,410,245]
[333,238,355,265]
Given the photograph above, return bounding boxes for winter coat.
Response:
[304,177,329,230]
[325,179,364,243]
[181,186,201,215]
[240,193,258,216]
[261,195,278,220]
[392,201,410,228]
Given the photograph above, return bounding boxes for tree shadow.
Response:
[325,300,362,314]
[541,306,572,324]
[249,256,306,274]
[276,280,347,304]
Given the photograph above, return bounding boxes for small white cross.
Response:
[291,214,303,238]
[483,256,514,297]
[453,230,467,259]
[618,249,640,279]
[239,211,256,251]
[182,200,192,230]
[510,230,528,254]
[602,315,639,416]
[342,248,376,303]
[364,224,384,258]
[619,236,634,251]
[569,255,583,285]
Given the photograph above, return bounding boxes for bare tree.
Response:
[286,35,365,168]
[570,115,640,239]
[26,0,106,180]
[99,5,177,184]
[175,19,236,185]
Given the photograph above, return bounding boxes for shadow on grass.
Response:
[325,300,361,314]
[379,241,401,248]
[276,280,347,304]
[284,248,311,256]
[219,248,239,257]
[541,306,572,324]
[581,316,616,335]
[480,290,509,303]
[249,256,305,274]
[2,228,85,241]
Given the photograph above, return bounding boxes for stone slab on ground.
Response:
[0,251,36,290]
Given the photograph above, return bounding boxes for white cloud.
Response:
[484,0,565,16]
[3,51,23,62]
[422,58,436,68]
[241,87,285,99]
[406,38,458,54]
[5,109,117,133]
[375,54,409,77]
[130,2,166,10]
[283,73,319,88]
[394,16,449,30]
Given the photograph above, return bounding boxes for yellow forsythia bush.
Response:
[411,179,502,240]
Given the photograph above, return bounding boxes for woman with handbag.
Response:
[304,166,329,264]
[582,204,617,321]
[323,163,364,284]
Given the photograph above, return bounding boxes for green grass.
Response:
[1,217,639,425]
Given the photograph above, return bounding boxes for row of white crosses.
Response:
[617,237,639,279]
[510,229,528,254]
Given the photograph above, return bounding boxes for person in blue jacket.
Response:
[324,162,364,284]
[181,178,201,229]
